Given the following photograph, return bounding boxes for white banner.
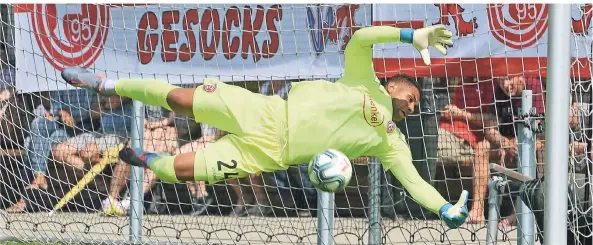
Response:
[371,4,593,78]
[14,4,371,92]
[14,4,593,92]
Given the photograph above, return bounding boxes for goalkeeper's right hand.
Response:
[410,24,454,66]
[438,190,469,229]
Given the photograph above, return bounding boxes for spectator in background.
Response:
[487,75,546,176]
[492,76,585,226]
[0,42,47,210]
[488,75,546,226]
[568,89,589,173]
[0,42,19,135]
[260,80,317,217]
[0,43,14,103]
[4,89,96,213]
[100,104,177,215]
[441,75,547,225]
[51,96,126,169]
[144,105,177,154]
[439,77,495,224]
[461,75,586,227]
[43,95,132,215]
[0,41,40,150]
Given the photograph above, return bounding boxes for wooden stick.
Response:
[49,144,123,216]
[489,163,532,183]
[0,149,23,157]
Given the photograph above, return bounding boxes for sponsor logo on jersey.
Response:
[387,120,396,133]
[363,95,384,127]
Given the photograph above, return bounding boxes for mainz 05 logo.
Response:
[488,4,548,49]
[306,4,359,55]
[30,4,110,71]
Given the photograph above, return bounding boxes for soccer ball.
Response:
[308,149,353,193]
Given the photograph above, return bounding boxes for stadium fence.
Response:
[0,3,591,245]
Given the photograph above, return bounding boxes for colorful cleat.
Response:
[119,147,166,168]
[61,67,116,95]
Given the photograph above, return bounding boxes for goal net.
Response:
[0,3,590,245]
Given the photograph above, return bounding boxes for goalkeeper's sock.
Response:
[147,155,179,183]
[119,148,179,183]
[115,79,178,111]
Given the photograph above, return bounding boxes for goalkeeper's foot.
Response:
[61,67,117,96]
[119,147,167,168]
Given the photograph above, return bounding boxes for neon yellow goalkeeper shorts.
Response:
[191,78,289,184]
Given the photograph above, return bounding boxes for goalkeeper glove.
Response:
[439,190,469,229]
[400,24,453,66]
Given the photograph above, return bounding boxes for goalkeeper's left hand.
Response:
[439,190,469,229]
[409,24,453,66]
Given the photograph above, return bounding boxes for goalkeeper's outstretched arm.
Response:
[381,135,468,228]
[340,25,452,88]
[340,26,412,88]
[387,159,468,228]
[385,156,448,214]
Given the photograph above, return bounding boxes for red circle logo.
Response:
[30,4,110,71]
[488,4,548,49]
[387,121,395,134]
[203,83,217,93]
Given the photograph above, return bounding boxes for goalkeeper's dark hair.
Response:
[382,74,421,92]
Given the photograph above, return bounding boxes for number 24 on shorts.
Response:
[217,160,239,179]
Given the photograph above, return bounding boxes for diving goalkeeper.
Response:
[62,24,468,228]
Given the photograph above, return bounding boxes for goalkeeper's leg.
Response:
[118,148,196,183]
[61,67,196,118]
[62,67,287,183]
[118,133,281,184]
[61,67,281,137]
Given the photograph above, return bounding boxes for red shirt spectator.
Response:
[440,76,545,148]
[439,77,497,149]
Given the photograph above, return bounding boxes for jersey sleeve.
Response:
[339,26,409,90]
[378,130,448,215]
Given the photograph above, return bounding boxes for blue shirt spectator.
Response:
[25,89,96,181]
[0,43,14,87]
[145,105,165,123]
[0,65,15,91]
[98,96,133,137]
[0,44,15,104]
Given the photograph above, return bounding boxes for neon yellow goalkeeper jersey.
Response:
[285,26,448,214]
[286,80,397,165]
